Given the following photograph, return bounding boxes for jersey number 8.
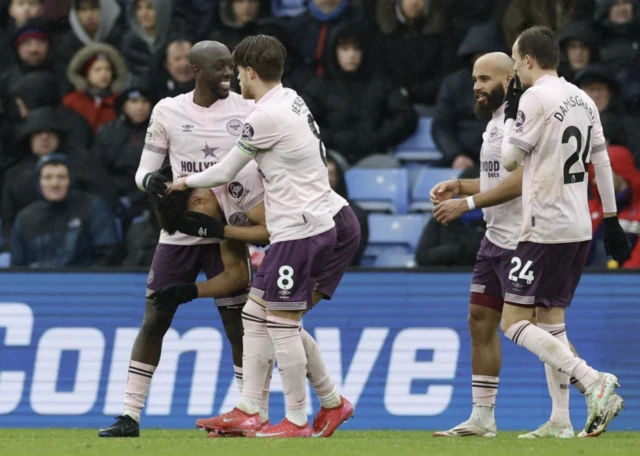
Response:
[307,113,328,167]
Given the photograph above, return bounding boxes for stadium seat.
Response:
[366,213,431,254]
[271,0,306,17]
[0,252,10,268]
[410,168,460,212]
[373,252,417,268]
[393,117,442,162]
[345,168,409,214]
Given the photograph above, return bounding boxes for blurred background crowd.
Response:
[1,0,639,270]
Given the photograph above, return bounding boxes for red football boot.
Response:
[311,396,354,437]
[255,418,311,438]
[195,408,262,436]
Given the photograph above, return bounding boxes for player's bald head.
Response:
[474,52,514,78]
[189,41,230,67]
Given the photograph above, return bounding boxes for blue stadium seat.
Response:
[410,168,460,212]
[373,252,417,268]
[0,252,10,268]
[271,0,306,17]
[366,213,431,255]
[393,117,442,162]
[345,168,409,214]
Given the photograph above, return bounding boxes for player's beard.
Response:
[474,85,505,119]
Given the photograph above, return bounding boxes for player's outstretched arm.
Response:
[433,166,523,225]
[429,179,480,205]
[181,146,253,189]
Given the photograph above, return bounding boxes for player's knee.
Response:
[468,305,500,340]
[140,299,174,340]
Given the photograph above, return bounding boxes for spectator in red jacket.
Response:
[589,145,640,268]
[62,42,127,132]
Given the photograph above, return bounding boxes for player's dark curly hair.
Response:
[153,189,195,235]
[233,35,286,82]
[516,26,561,71]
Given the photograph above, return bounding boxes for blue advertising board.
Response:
[0,271,638,431]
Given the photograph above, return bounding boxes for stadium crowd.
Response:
[1,0,639,269]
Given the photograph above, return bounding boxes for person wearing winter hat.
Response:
[94,87,153,226]
[62,42,128,132]
[10,153,121,267]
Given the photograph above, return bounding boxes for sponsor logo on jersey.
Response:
[228,182,244,198]
[149,116,154,126]
[241,124,254,140]
[202,143,219,159]
[515,111,525,128]
[147,269,154,284]
[227,119,243,136]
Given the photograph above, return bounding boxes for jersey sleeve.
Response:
[508,91,545,154]
[144,101,169,156]
[235,109,280,156]
[590,107,607,156]
[238,172,265,214]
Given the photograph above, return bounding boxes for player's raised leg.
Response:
[501,242,619,436]
[307,204,360,437]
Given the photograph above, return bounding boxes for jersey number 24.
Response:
[563,125,593,185]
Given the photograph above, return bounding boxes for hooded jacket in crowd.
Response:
[557,20,600,84]
[301,21,417,164]
[208,0,259,49]
[62,42,128,132]
[0,19,69,100]
[9,71,94,151]
[595,0,640,113]
[54,0,123,66]
[1,107,117,247]
[10,154,121,268]
[94,87,152,221]
[375,0,444,105]
[589,145,640,268]
[432,22,505,166]
[122,0,175,80]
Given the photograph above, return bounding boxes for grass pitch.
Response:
[1,430,640,456]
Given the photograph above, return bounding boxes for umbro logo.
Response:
[182,124,194,132]
[198,227,207,237]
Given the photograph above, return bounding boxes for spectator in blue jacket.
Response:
[10,154,121,267]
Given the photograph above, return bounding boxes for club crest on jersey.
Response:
[242,124,254,140]
[202,143,219,159]
[515,111,525,128]
[227,119,243,136]
[229,212,248,226]
[228,182,244,198]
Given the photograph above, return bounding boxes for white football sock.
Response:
[237,300,272,415]
[267,315,307,426]
[538,323,571,426]
[124,360,156,423]
[300,328,341,408]
[505,320,599,390]
[469,375,498,423]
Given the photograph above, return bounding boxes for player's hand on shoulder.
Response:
[149,283,198,309]
[176,211,226,239]
[603,215,632,264]
[504,75,524,123]
[433,198,468,226]
[144,165,172,202]
[430,179,460,205]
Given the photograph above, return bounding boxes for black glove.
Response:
[603,216,632,263]
[176,211,226,239]
[504,76,524,122]
[143,165,172,202]
[148,283,198,309]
